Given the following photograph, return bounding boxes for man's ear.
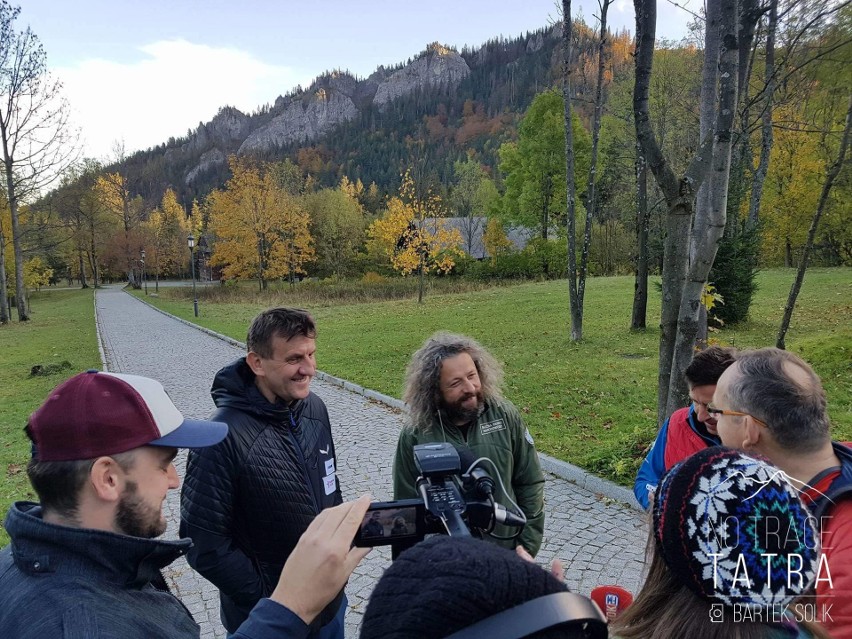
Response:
[246,352,264,377]
[89,457,125,503]
[743,418,763,449]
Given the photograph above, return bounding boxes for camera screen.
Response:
[352,499,425,548]
[359,505,418,540]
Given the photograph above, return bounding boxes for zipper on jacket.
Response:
[287,412,320,514]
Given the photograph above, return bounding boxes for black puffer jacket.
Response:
[180,358,342,634]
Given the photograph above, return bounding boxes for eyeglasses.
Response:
[707,404,770,429]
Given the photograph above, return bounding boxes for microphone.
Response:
[455,444,495,498]
[454,444,526,528]
[589,585,634,622]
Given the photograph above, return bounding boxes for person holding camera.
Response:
[611,447,831,639]
[393,332,545,555]
[0,370,372,638]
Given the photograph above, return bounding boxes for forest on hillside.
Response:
[1,1,850,337]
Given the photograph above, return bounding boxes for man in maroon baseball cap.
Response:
[0,370,371,638]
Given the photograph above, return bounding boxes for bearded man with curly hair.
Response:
[392,332,545,555]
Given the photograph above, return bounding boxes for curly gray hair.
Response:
[403,332,504,432]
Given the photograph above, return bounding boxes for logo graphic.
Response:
[727,468,833,505]
[605,594,620,618]
[709,603,724,623]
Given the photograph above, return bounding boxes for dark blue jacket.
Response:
[0,502,308,639]
[180,358,342,634]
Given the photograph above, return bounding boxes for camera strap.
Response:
[442,591,608,639]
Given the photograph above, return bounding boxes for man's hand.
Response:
[515,545,564,581]
[269,494,372,624]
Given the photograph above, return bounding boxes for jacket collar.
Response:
[5,502,190,589]
[211,358,305,421]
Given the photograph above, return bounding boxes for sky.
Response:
[20,0,699,161]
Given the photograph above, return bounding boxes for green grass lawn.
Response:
[0,289,101,546]
[137,267,852,487]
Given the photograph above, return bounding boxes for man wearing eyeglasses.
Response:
[181,308,346,639]
[711,347,851,638]
[633,346,736,509]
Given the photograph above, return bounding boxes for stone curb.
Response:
[125,290,642,512]
[538,452,641,511]
[94,293,109,370]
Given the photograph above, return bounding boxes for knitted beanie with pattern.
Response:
[654,446,819,609]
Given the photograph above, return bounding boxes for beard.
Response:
[441,390,485,425]
[115,480,166,539]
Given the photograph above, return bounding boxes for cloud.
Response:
[55,39,311,161]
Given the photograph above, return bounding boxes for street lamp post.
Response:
[141,249,147,295]
[188,234,198,317]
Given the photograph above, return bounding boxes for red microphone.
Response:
[590,585,634,622]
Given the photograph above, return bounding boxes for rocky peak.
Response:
[373,42,470,108]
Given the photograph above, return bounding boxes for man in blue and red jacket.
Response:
[633,346,736,509]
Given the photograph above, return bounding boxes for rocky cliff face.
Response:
[188,107,250,154]
[239,74,361,154]
[181,43,475,181]
[373,43,470,108]
[185,148,227,185]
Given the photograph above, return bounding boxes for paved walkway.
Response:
[95,287,648,638]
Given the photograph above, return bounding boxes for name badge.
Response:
[480,419,506,436]
[325,458,335,476]
[323,474,336,495]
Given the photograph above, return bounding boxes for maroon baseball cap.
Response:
[28,370,228,462]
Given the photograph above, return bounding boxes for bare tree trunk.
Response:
[668,0,741,417]
[634,0,733,422]
[777,94,851,349]
[563,0,582,342]
[3,155,28,320]
[631,146,649,329]
[78,250,88,288]
[579,0,612,322]
[87,224,100,288]
[418,258,425,304]
[691,0,721,261]
[0,217,9,323]
[748,0,777,228]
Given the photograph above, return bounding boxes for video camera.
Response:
[353,442,526,548]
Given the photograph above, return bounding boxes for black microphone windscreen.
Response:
[454,444,478,473]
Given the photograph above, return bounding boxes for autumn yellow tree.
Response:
[208,157,313,290]
[23,256,52,291]
[483,218,513,265]
[368,169,462,302]
[94,171,143,284]
[147,188,193,287]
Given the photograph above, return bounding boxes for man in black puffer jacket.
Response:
[180,308,344,638]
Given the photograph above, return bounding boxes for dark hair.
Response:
[684,346,736,388]
[361,536,589,639]
[246,307,316,358]
[26,433,136,520]
[727,348,829,452]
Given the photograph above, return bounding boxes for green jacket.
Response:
[392,398,545,555]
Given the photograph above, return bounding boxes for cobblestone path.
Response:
[95,287,647,638]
